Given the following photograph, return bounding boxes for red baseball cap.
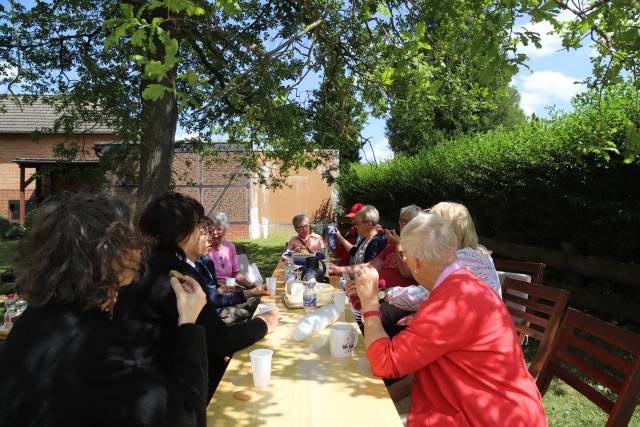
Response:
[345,203,365,218]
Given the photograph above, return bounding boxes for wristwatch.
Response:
[378,289,386,301]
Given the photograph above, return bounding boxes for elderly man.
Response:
[354,213,547,427]
[286,214,325,254]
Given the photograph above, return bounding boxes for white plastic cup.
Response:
[266,277,277,296]
[257,303,276,314]
[225,277,236,287]
[330,324,358,358]
[333,291,347,312]
[249,348,274,388]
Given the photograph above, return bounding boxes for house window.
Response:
[8,200,35,222]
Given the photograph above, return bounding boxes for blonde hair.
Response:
[400,213,457,264]
[356,205,379,224]
[429,202,479,250]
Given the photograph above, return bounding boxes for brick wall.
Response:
[173,151,250,239]
[0,133,111,220]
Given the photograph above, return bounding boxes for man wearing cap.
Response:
[332,203,365,265]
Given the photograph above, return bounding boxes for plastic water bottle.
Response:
[3,298,17,329]
[327,225,337,250]
[303,278,317,314]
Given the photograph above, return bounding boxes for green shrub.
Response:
[4,225,25,240]
[0,215,11,238]
[336,84,640,262]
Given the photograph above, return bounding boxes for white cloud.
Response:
[517,10,576,58]
[515,70,584,115]
[175,131,200,141]
[361,137,394,163]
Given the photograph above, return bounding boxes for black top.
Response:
[113,250,268,399]
[0,304,207,427]
[349,231,388,264]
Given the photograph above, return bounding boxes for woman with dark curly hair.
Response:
[114,192,279,400]
[0,192,208,427]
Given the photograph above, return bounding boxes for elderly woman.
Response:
[379,202,501,327]
[330,204,421,287]
[114,193,278,400]
[355,213,547,426]
[335,205,387,265]
[207,212,255,288]
[286,214,325,254]
[0,193,208,426]
[332,202,365,265]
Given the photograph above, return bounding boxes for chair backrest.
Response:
[502,277,570,379]
[237,253,250,275]
[494,258,545,285]
[536,308,640,427]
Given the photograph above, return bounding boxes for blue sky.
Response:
[361,10,595,163]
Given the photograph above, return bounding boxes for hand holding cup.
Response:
[354,266,380,311]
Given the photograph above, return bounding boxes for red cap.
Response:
[345,203,365,218]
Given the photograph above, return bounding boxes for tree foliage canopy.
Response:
[0,0,638,207]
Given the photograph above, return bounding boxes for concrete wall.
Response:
[249,161,335,239]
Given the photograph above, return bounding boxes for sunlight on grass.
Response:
[544,379,640,426]
[232,237,289,277]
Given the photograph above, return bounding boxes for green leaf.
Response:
[144,60,167,79]
[131,29,146,47]
[377,5,391,18]
[415,21,426,38]
[131,54,147,64]
[142,84,171,101]
[119,3,134,18]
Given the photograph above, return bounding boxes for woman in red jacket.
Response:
[354,213,547,427]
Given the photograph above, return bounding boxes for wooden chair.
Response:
[494,258,546,285]
[502,277,570,379]
[537,308,640,427]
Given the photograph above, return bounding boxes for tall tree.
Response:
[309,49,366,178]
[1,0,635,214]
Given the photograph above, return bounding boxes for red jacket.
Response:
[367,269,547,427]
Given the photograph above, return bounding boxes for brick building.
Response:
[0,96,334,239]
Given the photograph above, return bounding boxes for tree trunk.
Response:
[136,81,177,214]
[135,11,180,216]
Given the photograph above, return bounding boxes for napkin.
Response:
[291,304,340,341]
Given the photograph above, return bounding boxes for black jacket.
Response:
[0,304,207,427]
[113,250,268,400]
[195,256,247,308]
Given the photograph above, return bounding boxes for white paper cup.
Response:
[330,324,358,358]
[257,303,276,314]
[225,278,236,287]
[266,277,277,296]
[249,348,274,388]
[333,291,347,312]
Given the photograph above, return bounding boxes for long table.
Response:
[205,261,403,427]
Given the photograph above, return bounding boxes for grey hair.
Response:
[292,214,308,227]
[209,211,229,231]
[355,205,379,224]
[400,204,422,220]
[400,213,458,264]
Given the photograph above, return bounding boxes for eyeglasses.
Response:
[398,219,410,225]
[295,224,310,230]
[198,220,212,235]
[354,220,371,226]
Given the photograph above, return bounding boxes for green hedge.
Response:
[337,84,640,263]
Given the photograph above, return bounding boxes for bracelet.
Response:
[363,310,381,319]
